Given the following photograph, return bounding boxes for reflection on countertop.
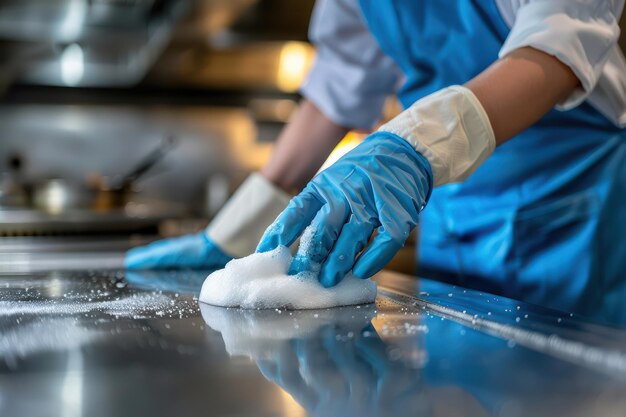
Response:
[0,269,626,417]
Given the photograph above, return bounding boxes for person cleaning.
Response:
[127,0,626,318]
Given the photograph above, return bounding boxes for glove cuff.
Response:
[377,85,496,187]
[207,173,291,258]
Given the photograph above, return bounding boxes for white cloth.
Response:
[302,0,626,128]
[378,86,496,186]
[206,173,291,258]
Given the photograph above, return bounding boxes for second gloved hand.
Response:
[257,132,432,287]
[125,232,232,270]
[124,172,291,271]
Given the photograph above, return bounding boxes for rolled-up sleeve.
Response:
[498,0,624,110]
[300,0,403,130]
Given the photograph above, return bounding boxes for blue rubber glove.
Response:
[125,232,233,270]
[256,132,432,287]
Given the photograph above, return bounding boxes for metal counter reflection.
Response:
[199,303,471,417]
[198,275,626,417]
[2,268,626,417]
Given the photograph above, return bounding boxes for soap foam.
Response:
[199,246,377,309]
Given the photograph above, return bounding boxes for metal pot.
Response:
[32,179,94,214]
[32,135,177,214]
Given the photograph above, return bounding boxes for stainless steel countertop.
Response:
[1,268,626,417]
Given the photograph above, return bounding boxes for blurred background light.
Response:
[60,43,84,86]
[276,41,313,92]
[59,0,87,41]
[318,132,364,172]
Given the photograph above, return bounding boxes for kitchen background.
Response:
[0,0,323,273]
[0,0,624,272]
[0,0,314,218]
[2,4,626,417]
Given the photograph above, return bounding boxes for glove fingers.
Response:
[289,199,349,275]
[319,215,374,288]
[124,234,198,269]
[352,226,408,279]
[256,191,322,253]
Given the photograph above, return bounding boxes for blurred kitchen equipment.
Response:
[32,179,93,214]
[0,154,28,207]
[32,135,178,214]
[0,0,261,89]
[0,105,255,235]
[93,134,178,211]
[119,135,177,188]
[0,0,317,237]
[204,172,230,217]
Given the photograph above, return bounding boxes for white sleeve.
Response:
[498,0,625,111]
[300,0,403,130]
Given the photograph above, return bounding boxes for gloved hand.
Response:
[125,172,291,270]
[125,232,232,270]
[257,86,496,286]
[257,132,432,287]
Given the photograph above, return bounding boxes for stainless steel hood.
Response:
[0,0,258,88]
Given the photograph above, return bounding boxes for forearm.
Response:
[264,48,579,194]
[261,99,349,194]
[466,46,580,144]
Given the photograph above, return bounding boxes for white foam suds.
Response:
[296,225,317,257]
[199,246,377,309]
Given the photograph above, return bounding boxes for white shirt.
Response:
[300,0,626,129]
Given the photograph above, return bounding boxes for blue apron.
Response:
[359,0,626,321]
